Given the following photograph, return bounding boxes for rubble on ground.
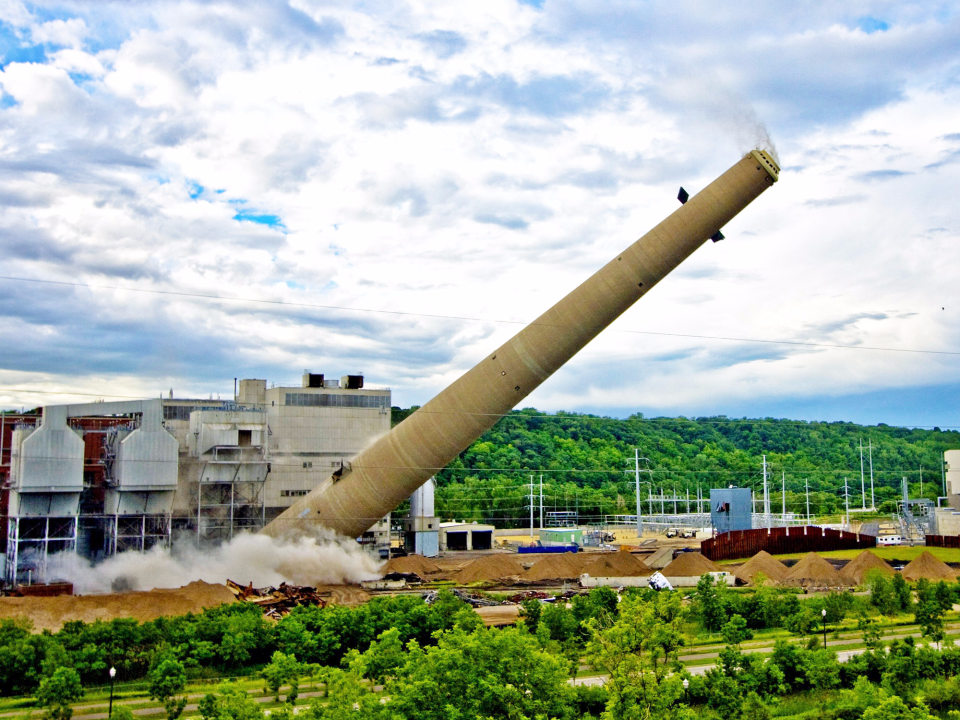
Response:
[226,579,328,619]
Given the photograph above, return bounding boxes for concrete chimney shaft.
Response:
[261,150,779,539]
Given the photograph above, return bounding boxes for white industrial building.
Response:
[0,371,391,585]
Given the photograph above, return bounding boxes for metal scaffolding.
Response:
[5,516,78,585]
[194,446,268,545]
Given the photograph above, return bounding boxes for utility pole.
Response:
[860,439,867,510]
[762,455,770,529]
[539,474,543,531]
[805,478,811,523]
[920,463,923,496]
[844,478,850,530]
[869,439,875,510]
[529,475,534,536]
[625,449,652,539]
[782,470,786,520]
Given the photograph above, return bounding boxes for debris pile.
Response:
[734,551,788,585]
[423,588,502,607]
[507,590,552,603]
[227,580,328,619]
[840,550,894,584]
[901,551,958,582]
[661,552,722,577]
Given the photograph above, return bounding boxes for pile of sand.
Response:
[522,554,585,581]
[314,584,371,607]
[901,551,959,582]
[582,552,651,578]
[381,554,442,576]
[457,555,525,583]
[662,552,722,577]
[840,550,894,584]
[783,553,848,586]
[734,551,789,585]
[0,581,236,633]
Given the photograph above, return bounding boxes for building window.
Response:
[302,461,313,469]
[238,430,252,447]
[280,490,309,498]
[284,392,389,409]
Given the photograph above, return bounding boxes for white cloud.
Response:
[0,0,959,426]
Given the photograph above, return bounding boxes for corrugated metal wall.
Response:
[701,525,876,560]
[926,534,960,548]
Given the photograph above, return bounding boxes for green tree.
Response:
[868,571,899,615]
[892,574,912,612]
[351,629,404,686]
[112,706,136,720]
[260,651,303,703]
[695,574,726,632]
[198,683,266,720]
[859,614,884,651]
[740,691,770,720]
[149,658,188,720]
[721,614,753,648]
[384,626,572,720]
[915,599,946,649]
[36,668,84,720]
[862,695,936,720]
[586,591,687,720]
[803,649,840,691]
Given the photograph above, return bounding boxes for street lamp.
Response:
[821,608,827,649]
[682,677,689,703]
[108,667,116,719]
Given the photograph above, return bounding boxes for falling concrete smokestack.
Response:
[262,150,780,539]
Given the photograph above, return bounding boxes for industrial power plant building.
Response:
[0,372,390,585]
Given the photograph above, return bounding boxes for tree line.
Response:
[390,407,960,526]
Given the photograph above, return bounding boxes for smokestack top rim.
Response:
[750,149,780,182]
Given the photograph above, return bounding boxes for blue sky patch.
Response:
[857,17,889,33]
[188,182,204,199]
[233,209,286,230]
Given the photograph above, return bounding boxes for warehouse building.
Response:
[0,371,390,584]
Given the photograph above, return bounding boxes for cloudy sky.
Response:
[1,0,959,428]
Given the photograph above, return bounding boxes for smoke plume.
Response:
[48,531,382,594]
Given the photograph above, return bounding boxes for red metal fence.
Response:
[926,535,960,548]
[701,525,876,561]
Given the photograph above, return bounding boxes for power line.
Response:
[1,274,957,357]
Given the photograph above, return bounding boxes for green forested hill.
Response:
[391,407,960,527]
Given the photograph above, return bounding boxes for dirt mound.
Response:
[902,551,959,582]
[381,554,442,576]
[662,552,722,577]
[523,553,584,581]
[840,550,894,584]
[314,584,371,607]
[457,555,525,583]
[0,581,236,633]
[734,551,788,585]
[784,553,849,586]
[582,552,651,578]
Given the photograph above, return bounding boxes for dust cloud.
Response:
[49,531,382,594]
